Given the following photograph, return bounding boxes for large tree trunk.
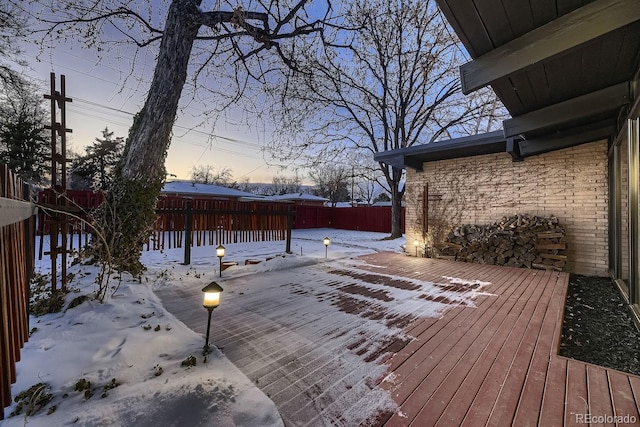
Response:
[95,0,202,274]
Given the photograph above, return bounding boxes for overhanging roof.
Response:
[436,0,640,145]
[377,0,640,171]
[374,131,507,171]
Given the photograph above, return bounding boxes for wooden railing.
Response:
[0,165,32,420]
[153,197,293,263]
[36,192,294,261]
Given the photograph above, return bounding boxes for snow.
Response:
[4,229,488,426]
[266,193,328,202]
[162,180,261,199]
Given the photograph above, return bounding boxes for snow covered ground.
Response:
[4,229,490,426]
[3,229,405,426]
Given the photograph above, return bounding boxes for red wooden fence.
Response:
[36,192,293,256]
[0,165,32,420]
[293,205,405,233]
[35,191,404,261]
[151,196,292,250]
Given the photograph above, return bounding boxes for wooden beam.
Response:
[405,157,424,172]
[459,0,640,94]
[518,120,615,158]
[506,137,523,162]
[373,152,408,170]
[503,82,629,138]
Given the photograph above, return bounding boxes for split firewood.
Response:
[437,214,566,271]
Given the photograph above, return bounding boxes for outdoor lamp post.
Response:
[216,244,225,277]
[414,239,420,257]
[323,237,330,258]
[202,281,223,353]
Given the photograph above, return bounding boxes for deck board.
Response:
[511,273,565,425]
[565,361,589,426]
[608,370,640,422]
[157,252,640,426]
[538,356,567,426]
[362,254,640,427]
[586,364,614,422]
[485,272,560,426]
[396,269,543,426]
[458,271,554,426]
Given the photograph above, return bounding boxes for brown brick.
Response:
[407,140,608,276]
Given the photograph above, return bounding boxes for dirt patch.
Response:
[560,274,640,376]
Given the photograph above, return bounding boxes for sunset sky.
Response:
[19,30,304,184]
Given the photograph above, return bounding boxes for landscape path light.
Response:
[323,237,330,258]
[202,281,224,354]
[216,244,225,277]
[414,239,420,257]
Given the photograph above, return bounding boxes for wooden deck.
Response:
[158,253,640,426]
[357,253,640,427]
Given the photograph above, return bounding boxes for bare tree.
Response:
[190,165,236,187]
[0,2,29,90]
[309,164,350,207]
[271,174,302,195]
[21,0,329,273]
[268,0,506,237]
[355,172,380,205]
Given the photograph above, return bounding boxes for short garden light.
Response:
[323,237,330,258]
[216,244,225,277]
[202,281,223,353]
[414,239,420,257]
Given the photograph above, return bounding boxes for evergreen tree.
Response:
[70,128,124,190]
[0,77,49,184]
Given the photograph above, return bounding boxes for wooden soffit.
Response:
[458,0,640,95]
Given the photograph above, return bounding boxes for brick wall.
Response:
[406,140,609,276]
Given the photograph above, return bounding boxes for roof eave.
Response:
[374,130,507,171]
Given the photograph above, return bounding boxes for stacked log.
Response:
[436,214,567,271]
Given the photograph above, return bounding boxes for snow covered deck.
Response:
[158,252,640,426]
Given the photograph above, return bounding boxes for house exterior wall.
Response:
[406,140,609,276]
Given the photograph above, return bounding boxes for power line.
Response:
[24,52,266,150]
[66,106,265,159]
[24,51,278,175]
[72,97,264,149]
[74,97,136,116]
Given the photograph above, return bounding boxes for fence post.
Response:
[22,183,32,327]
[183,201,192,265]
[286,205,294,253]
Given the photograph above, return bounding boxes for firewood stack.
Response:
[436,214,567,271]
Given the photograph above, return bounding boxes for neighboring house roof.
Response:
[268,193,329,202]
[377,0,639,169]
[161,181,261,199]
[332,202,353,208]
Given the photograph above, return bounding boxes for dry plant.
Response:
[36,198,115,303]
[408,160,505,255]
